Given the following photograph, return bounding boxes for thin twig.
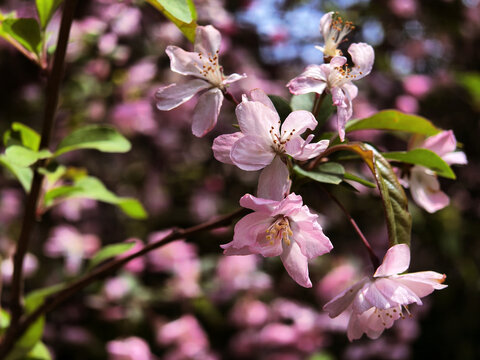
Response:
[322,186,380,268]
[0,208,247,358]
[8,0,78,333]
[224,90,239,105]
[312,92,326,118]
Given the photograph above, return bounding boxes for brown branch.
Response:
[9,0,78,332]
[0,208,247,358]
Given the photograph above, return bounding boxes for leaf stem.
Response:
[8,0,78,334]
[0,208,247,358]
[224,90,239,105]
[312,92,326,118]
[322,186,380,268]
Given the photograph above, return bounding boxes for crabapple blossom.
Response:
[323,244,447,341]
[44,225,100,275]
[287,42,374,141]
[212,89,329,200]
[221,193,333,288]
[155,25,246,137]
[405,130,467,213]
[316,11,355,59]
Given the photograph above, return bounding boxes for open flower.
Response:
[406,130,467,213]
[221,193,333,288]
[156,25,246,137]
[316,11,355,59]
[287,43,374,141]
[212,89,329,200]
[323,244,447,341]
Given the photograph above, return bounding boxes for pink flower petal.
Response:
[223,72,247,85]
[421,130,457,157]
[373,277,422,306]
[222,212,273,251]
[230,135,275,171]
[239,193,279,213]
[280,241,312,288]
[194,25,221,56]
[291,217,332,259]
[348,43,374,79]
[166,46,203,77]
[281,110,317,137]
[442,151,467,165]
[394,271,447,298]
[212,132,244,164]
[319,12,334,40]
[247,88,276,112]
[191,87,223,137]
[323,278,369,318]
[235,100,280,137]
[257,156,291,201]
[285,135,329,161]
[330,56,347,67]
[155,80,210,111]
[410,167,449,213]
[374,244,410,277]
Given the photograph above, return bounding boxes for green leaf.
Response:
[54,125,131,156]
[268,95,292,121]
[4,122,41,150]
[4,146,52,167]
[294,162,345,185]
[0,308,11,335]
[457,72,480,109]
[25,342,52,360]
[0,18,42,56]
[343,172,377,188]
[341,143,412,246]
[146,0,197,42]
[383,149,456,179]
[0,155,33,192]
[36,0,63,29]
[88,241,137,270]
[345,110,441,136]
[44,176,148,219]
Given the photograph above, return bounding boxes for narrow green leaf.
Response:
[0,155,33,192]
[294,162,345,185]
[342,143,412,246]
[44,176,148,219]
[36,0,63,29]
[5,146,52,167]
[25,342,52,360]
[88,242,137,270]
[0,308,10,334]
[146,0,197,42]
[4,122,41,150]
[343,172,377,188]
[0,18,42,56]
[345,110,441,136]
[268,95,292,121]
[54,125,131,156]
[457,72,480,108]
[383,149,456,179]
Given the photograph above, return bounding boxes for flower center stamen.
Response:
[324,13,355,57]
[265,217,293,246]
[269,125,296,154]
[195,50,225,88]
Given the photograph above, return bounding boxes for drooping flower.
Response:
[212,89,329,200]
[287,43,374,141]
[221,193,333,288]
[323,244,447,341]
[405,130,467,213]
[316,11,355,59]
[155,25,246,137]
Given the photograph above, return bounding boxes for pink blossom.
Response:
[403,74,432,98]
[316,12,355,58]
[395,95,419,114]
[107,336,153,360]
[212,89,328,200]
[221,193,332,288]
[323,244,447,341]
[287,43,374,141]
[230,297,270,327]
[406,130,467,213]
[1,252,38,283]
[44,225,100,275]
[157,315,213,360]
[155,25,246,137]
[215,255,271,299]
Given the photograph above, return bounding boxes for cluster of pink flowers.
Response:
[154,10,462,342]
